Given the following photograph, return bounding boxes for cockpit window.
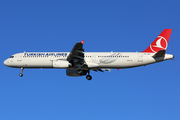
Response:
[10,56,14,58]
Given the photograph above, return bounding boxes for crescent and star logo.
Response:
[150,36,168,53]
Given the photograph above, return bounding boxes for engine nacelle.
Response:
[66,69,87,76]
[53,60,71,68]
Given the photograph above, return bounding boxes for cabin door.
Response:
[138,53,143,62]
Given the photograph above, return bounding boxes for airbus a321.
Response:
[4,29,174,80]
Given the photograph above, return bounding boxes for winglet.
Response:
[80,40,85,44]
[142,29,172,53]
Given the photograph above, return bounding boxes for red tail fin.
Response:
[142,29,172,53]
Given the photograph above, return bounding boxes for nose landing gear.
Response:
[19,68,24,77]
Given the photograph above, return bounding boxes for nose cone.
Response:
[3,59,9,66]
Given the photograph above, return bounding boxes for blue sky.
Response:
[1,0,180,120]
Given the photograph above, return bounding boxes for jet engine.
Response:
[53,60,71,68]
[66,69,87,76]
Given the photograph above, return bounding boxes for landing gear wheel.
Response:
[19,73,23,77]
[19,67,24,77]
[86,75,92,80]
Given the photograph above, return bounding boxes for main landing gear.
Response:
[86,70,92,80]
[86,75,92,80]
[19,67,24,77]
[77,69,92,80]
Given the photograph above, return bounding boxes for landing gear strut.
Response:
[86,70,92,80]
[77,69,92,80]
[19,67,24,77]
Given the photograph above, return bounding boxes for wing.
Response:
[67,40,86,69]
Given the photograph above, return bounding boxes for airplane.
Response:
[4,29,174,80]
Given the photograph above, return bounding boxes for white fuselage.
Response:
[3,29,174,80]
[3,52,174,69]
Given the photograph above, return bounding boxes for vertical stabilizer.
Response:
[142,29,172,53]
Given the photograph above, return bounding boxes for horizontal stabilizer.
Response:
[153,50,165,58]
